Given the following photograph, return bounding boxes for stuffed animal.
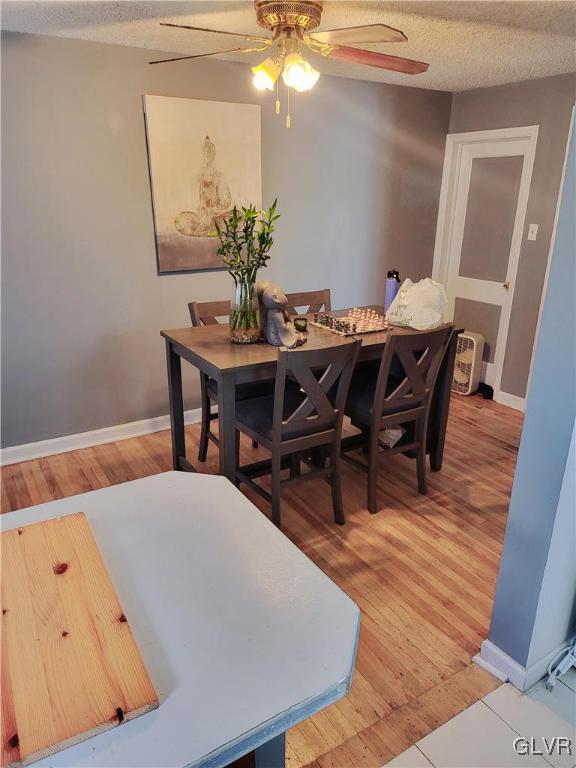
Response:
[256,282,306,348]
[256,280,273,334]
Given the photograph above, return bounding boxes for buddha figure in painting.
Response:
[174,135,233,238]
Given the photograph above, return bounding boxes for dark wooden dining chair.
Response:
[234,340,361,529]
[342,325,454,513]
[285,288,331,317]
[188,294,331,462]
[189,300,269,461]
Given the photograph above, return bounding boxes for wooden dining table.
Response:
[161,307,459,484]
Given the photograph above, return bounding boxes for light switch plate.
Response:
[527,223,539,241]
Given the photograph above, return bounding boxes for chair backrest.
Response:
[373,325,454,420]
[189,300,231,327]
[191,291,330,325]
[273,340,360,442]
[285,289,331,317]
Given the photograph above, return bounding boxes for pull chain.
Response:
[275,77,281,115]
[286,83,291,129]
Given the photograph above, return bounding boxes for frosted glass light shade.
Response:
[252,58,280,91]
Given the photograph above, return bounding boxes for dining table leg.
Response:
[429,329,459,472]
[254,732,285,768]
[218,371,237,482]
[165,339,186,471]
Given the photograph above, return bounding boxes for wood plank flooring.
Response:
[1,396,523,768]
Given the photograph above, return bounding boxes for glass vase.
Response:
[230,276,260,344]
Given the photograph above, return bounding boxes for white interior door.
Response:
[434,128,538,401]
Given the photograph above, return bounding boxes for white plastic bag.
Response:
[386,278,447,330]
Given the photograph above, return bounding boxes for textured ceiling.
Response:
[2,1,575,91]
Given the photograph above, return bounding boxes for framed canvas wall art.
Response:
[144,96,262,273]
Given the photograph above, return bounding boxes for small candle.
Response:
[294,317,308,333]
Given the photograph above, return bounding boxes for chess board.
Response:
[310,308,389,336]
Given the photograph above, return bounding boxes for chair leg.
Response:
[310,446,328,468]
[252,439,259,449]
[330,444,345,526]
[367,428,380,514]
[416,419,428,495]
[234,430,241,487]
[361,429,370,456]
[198,388,211,462]
[290,453,301,480]
[271,453,282,529]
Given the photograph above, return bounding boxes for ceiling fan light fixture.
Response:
[251,57,280,91]
[281,52,320,92]
[156,2,430,127]
[293,62,320,91]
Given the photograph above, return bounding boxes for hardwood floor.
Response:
[1,396,523,768]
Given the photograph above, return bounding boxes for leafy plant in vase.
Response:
[215,200,280,343]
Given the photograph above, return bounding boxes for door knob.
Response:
[502,281,510,290]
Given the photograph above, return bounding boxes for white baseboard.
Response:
[481,361,496,388]
[495,391,526,412]
[477,638,574,691]
[0,408,202,466]
[472,652,509,683]
[479,365,526,412]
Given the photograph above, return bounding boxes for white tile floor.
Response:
[386,674,576,768]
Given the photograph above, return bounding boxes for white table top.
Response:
[2,472,360,768]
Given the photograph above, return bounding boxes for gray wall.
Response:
[1,32,451,447]
[488,116,575,668]
[450,73,576,398]
[528,422,576,667]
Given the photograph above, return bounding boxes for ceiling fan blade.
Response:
[309,24,407,45]
[150,46,267,65]
[327,45,429,75]
[160,22,270,44]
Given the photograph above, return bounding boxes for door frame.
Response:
[432,125,539,410]
[525,106,574,400]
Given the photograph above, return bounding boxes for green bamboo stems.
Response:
[215,200,280,344]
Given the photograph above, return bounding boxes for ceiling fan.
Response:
[150,1,429,126]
